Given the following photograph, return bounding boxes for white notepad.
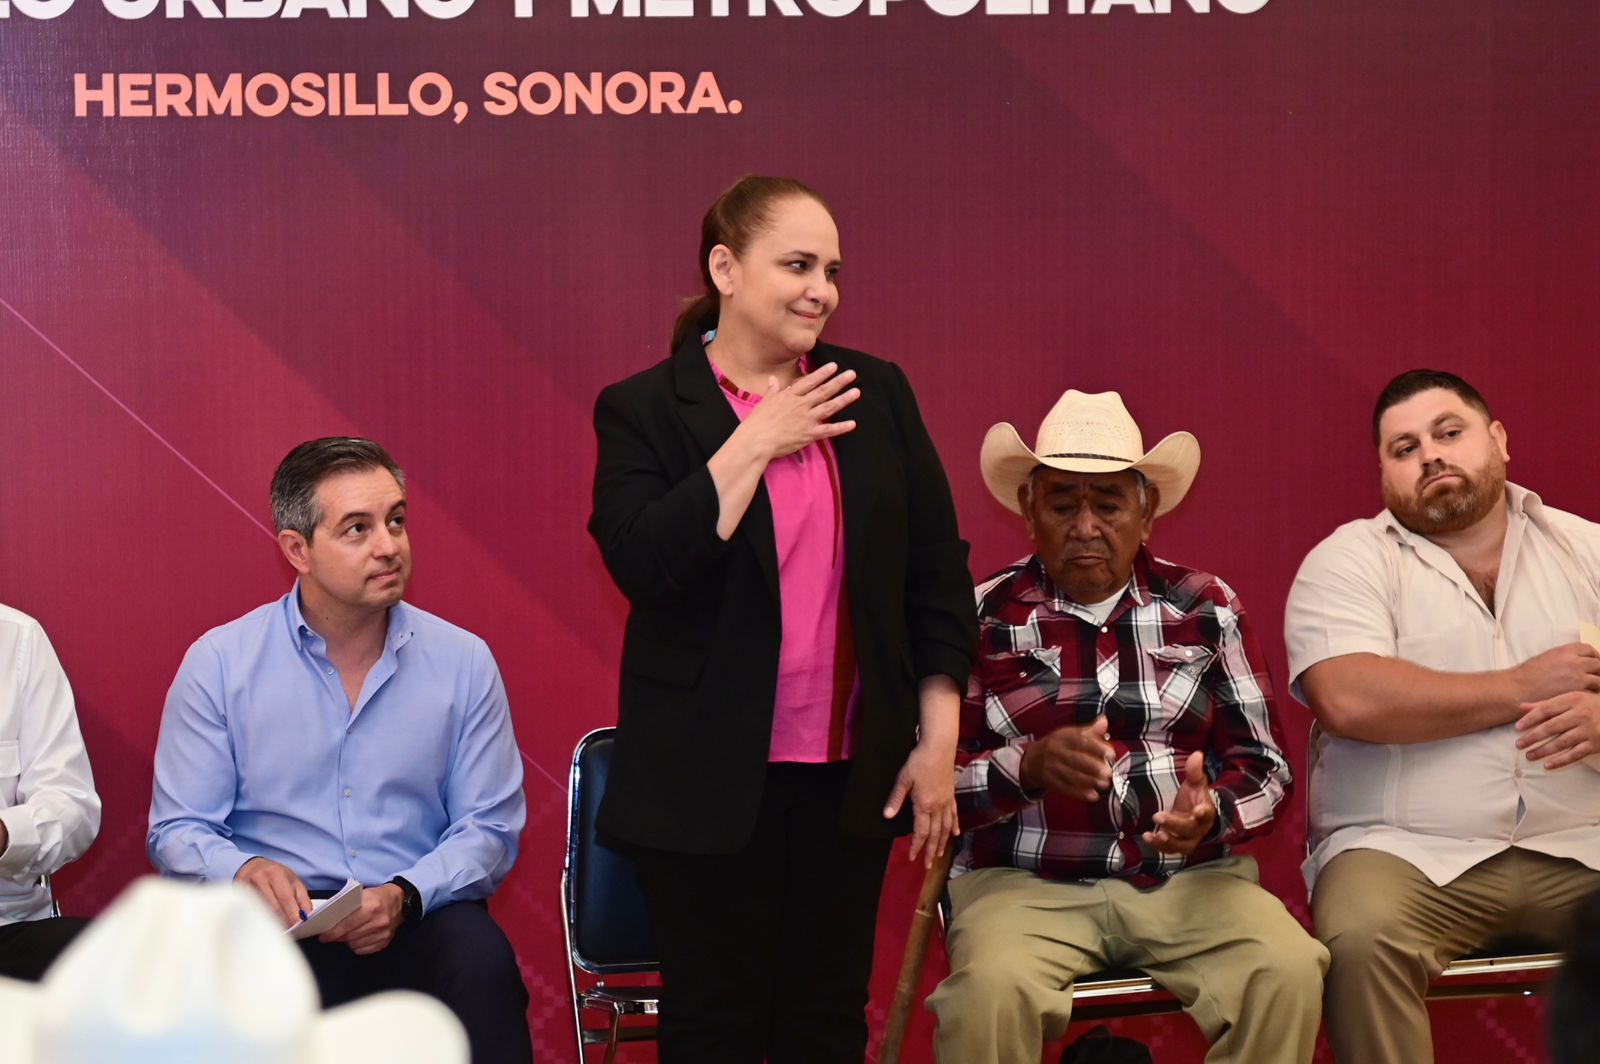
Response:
[287,878,364,941]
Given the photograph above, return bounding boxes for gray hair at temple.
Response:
[270,437,406,541]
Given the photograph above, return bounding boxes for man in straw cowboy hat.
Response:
[1286,370,1600,1063]
[927,390,1326,1063]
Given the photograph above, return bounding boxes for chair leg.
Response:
[563,879,590,1064]
[602,1014,622,1064]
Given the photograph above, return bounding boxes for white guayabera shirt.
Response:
[1287,483,1600,891]
[0,604,99,923]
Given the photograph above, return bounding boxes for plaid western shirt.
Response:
[953,548,1292,884]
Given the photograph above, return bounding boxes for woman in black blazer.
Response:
[588,176,977,1063]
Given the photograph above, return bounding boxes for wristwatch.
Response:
[389,876,423,924]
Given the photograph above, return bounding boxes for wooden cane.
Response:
[878,843,959,1064]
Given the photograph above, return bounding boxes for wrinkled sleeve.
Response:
[1284,526,1397,702]
[1203,591,1293,849]
[147,638,255,884]
[391,640,525,914]
[587,380,733,604]
[954,662,1042,830]
[0,620,100,880]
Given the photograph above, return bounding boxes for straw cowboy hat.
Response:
[980,390,1201,517]
[0,877,468,1064]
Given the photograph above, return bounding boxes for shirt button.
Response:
[326,668,334,675]
[1100,626,1109,634]
[344,788,353,797]
[1116,832,1125,840]
[350,849,358,857]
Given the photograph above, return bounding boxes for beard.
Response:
[1383,452,1507,536]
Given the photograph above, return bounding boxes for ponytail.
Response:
[668,175,831,354]
[669,294,718,352]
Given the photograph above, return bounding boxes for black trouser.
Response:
[0,916,88,980]
[298,900,533,1064]
[635,760,894,1064]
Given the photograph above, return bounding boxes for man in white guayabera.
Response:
[1287,369,1600,1063]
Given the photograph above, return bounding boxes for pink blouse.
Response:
[712,354,860,762]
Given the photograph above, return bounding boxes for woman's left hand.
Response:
[883,740,959,868]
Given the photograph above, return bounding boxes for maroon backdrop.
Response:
[4,1,1598,1059]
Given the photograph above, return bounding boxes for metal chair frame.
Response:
[562,727,661,1064]
[40,872,60,919]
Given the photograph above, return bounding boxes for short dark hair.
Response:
[1371,369,1493,446]
[270,437,405,540]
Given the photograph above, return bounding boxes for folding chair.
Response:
[562,727,661,1063]
[1430,939,1562,998]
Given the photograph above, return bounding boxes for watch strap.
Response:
[389,875,423,923]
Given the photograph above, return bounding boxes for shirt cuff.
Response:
[393,865,441,914]
[988,742,1045,812]
[207,847,258,886]
[0,807,37,874]
[1204,787,1232,845]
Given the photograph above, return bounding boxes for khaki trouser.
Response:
[1314,846,1600,1064]
[927,857,1327,1064]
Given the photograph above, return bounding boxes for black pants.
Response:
[635,760,894,1064]
[0,916,88,980]
[298,900,533,1064]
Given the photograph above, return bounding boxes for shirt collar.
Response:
[1020,547,1156,616]
[284,580,414,655]
[703,330,811,403]
[1509,482,1544,522]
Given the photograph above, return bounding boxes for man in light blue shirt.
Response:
[148,437,532,1064]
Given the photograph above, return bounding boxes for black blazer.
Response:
[588,334,977,853]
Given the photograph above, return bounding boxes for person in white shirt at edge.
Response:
[0,605,99,981]
[1285,369,1600,1063]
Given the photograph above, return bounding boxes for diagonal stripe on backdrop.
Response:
[2,291,567,797]
[520,750,562,792]
[1,292,275,541]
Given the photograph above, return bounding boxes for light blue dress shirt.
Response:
[148,586,525,914]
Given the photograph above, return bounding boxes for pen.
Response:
[298,908,309,922]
